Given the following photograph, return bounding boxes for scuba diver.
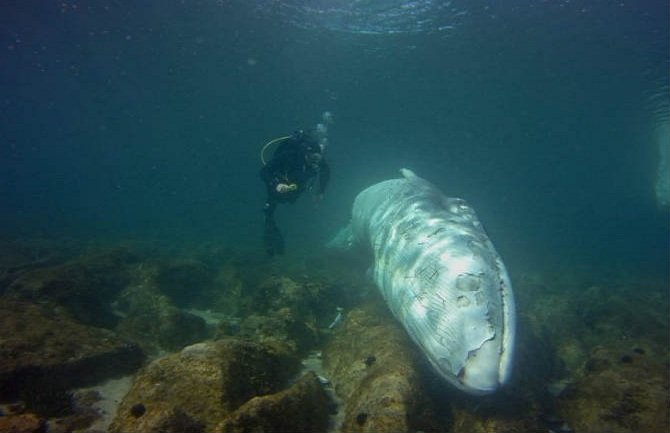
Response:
[260,129,330,256]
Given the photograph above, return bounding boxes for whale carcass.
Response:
[328,169,516,394]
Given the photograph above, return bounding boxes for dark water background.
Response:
[2,0,668,275]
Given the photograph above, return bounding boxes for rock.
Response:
[109,338,299,433]
[0,412,46,433]
[249,275,344,330]
[155,259,214,308]
[113,267,210,353]
[206,261,246,315]
[557,345,670,433]
[5,248,137,328]
[3,247,210,355]
[232,308,318,358]
[449,406,545,433]
[322,300,436,433]
[214,372,331,433]
[0,240,65,295]
[148,408,205,433]
[213,275,340,360]
[0,299,143,405]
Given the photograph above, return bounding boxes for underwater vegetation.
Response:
[0,238,667,432]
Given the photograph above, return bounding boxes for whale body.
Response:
[329,169,515,394]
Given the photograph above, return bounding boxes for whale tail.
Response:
[326,223,356,250]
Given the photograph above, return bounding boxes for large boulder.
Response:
[0,299,143,411]
[215,372,331,433]
[113,274,209,353]
[109,338,300,433]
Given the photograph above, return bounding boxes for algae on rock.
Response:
[109,338,300,433]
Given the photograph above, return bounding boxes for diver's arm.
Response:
[261,157,297,193]
[260,160,283,192]
[259,163,275,186]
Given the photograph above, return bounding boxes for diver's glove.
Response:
[276,183,297,193]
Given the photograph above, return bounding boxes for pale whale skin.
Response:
[330,169,516,394]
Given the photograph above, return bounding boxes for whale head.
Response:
[388,196,516,395]
[403,243,516,395]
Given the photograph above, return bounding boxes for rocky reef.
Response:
[0,239,667,432]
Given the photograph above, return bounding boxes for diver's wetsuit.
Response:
[259,134,330,256]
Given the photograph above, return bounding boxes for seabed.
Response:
[0,238,667,433]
